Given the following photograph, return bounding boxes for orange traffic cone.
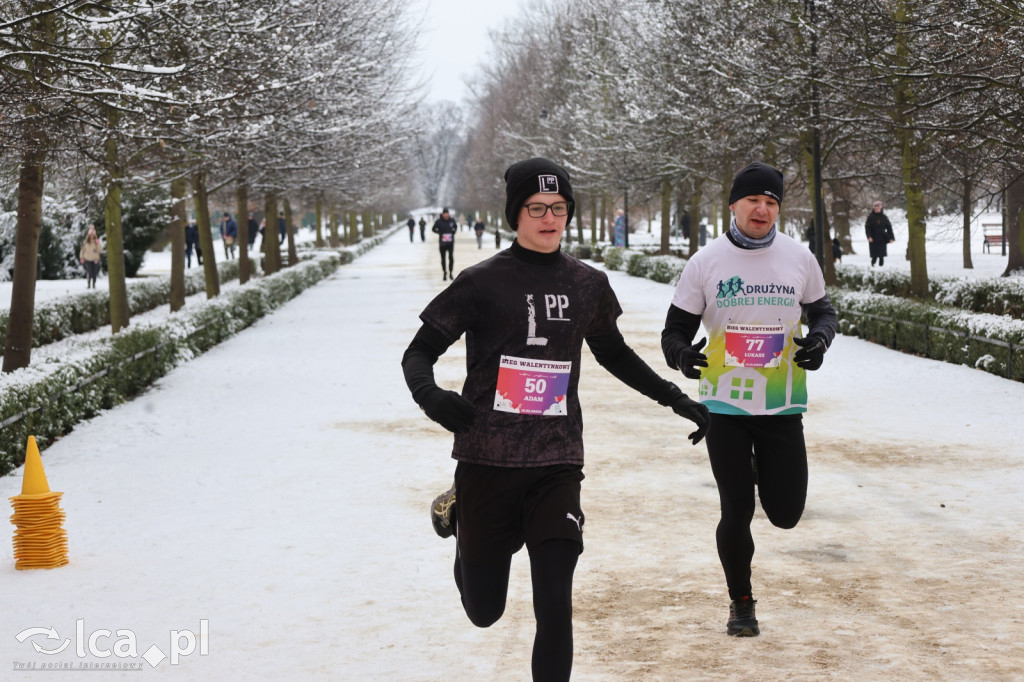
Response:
[9,436,68,570]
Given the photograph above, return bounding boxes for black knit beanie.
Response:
[728,162,784,205]
[503,157,574,230]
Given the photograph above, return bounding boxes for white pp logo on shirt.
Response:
[538,175,559,193]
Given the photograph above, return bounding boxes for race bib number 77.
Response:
[493,355,571,415]
[724,323,786,368]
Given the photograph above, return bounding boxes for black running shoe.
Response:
[430,484,456,538]
[727,596,759,637]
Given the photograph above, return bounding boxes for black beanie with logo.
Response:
[503,157,574,230]
[728,162,785,205]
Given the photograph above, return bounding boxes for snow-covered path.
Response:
[2,229,1022,680]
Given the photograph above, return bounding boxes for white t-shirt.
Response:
[671,231,826,416]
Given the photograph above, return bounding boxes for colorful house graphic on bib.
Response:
[700,368,769,415]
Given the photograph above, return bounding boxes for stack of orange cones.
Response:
[9,436,68,570]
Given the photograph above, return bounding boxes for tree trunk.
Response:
[898,129,928,294]
[102,134,130,332]
[237,183,251,283]
[803,140,836,285]
[599,193,608,242]
[688,177,703,258]
[193,171,220,297]
[1003,170,1024,276]
[720,165,732,239]
[169,176,187,312]
[576,192,585,244]
[362,211,372,241]
[315,196,324,248]
[348,211,357,245]
[892,2,929,295]
[660,179,671,255]
[828,178,856,255]
[329,208,339,247]
[2,146,46,373]
[822,209,836,286]
[264,191,280,275]
[590,194,597,244]
[675,180,687,245]
[831,195,853,259]
[962,177,974,270]
[284,197,297,266]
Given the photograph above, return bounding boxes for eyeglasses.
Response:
[523,201,571,219]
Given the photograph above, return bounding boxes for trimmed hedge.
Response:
[0,260,240,354]
[835,263,1024,319]
[586,245,688,285]
[831,289,1024,381]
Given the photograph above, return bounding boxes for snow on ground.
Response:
[1,216,1022,680]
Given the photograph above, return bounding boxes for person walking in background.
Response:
[403,157,708,681]
[185,219,200,268]
[432,207,458,281]
[865,200,895,266]
[247,211,259,249]
[612,208,626,246]
[494,223,501,249]
[408,215,416,243]
[277,211,287,245]
[419,216,427,242]
[473,216,486,249]
[220,212,238,260]
[832,237,843,263]
[661,161,837,638]
[79,224,104,288]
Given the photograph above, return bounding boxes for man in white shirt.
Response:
[661,161,837,637]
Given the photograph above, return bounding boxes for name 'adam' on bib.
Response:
[494,355,571,415]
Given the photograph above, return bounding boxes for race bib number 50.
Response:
[724,323,786,368]
[494,355,571,415]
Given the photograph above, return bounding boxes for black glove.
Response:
[674,337,708,380]
[419,388,476,434]
[793,333,828,371]
[671,394,710,445]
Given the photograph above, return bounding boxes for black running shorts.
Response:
[454,461,585,563]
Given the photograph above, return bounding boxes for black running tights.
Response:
[705,413,807,600]
[454,539,579,682]
[439,243,454,274]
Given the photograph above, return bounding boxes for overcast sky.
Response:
[410,0,528,104]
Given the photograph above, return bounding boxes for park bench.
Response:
[982,222,1005,253]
